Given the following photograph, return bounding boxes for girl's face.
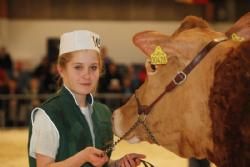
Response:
[58,50,100,96]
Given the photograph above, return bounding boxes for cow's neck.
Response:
[151,82,214,159]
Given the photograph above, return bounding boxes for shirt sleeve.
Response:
[29,108,59,159]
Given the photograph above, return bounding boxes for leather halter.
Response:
[135,36,228,117]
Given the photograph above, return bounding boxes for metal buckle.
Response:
[138,113,147,122]
[173,71,187,85]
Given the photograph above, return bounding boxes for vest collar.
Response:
[63,85,94,107]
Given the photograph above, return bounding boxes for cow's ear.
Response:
[133,31,169,56]
[225,12,250,40]
[172,16,210,36]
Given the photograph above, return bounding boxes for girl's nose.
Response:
[81,69,91,79]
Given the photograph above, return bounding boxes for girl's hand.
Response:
[116,153,146,167]
[82,147,109,167]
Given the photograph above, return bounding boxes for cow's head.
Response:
[112,13,250,163]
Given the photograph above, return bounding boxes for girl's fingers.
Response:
[126,154,136,167]
[135,158,141,165]
[117,153,146,167]
[131,153,146,159]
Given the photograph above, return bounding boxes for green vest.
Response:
[28,87,113,167]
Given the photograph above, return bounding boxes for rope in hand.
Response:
[113,159,155,167]
[140,159,155,167]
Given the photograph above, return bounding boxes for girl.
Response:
[28,30,145,167]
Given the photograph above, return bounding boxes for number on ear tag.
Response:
[150,46,168,65]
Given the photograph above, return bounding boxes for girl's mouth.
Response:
[80,83,91,86]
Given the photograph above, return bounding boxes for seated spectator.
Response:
[13,60,31,93]
[32,55,50,78]
[41,62,58,93]
[27,76,42,107]
[17,76,43,126]
[138,67,147,85]
[125,64,141,90]
[100,46,113,74]
[0,69,8,125]
[98,46,113,93]
[4,77,22,126]
[0,46,13,78]
[108,78,122,93]
[106,63,123,93]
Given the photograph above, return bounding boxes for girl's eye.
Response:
[90,65,98,71]
[74,66,82,70]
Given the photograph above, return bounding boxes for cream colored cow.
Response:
[112,13,250,167]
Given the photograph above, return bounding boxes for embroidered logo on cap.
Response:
[92,36,101,49]
[150,46,168,65]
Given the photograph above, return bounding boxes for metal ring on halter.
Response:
[138,113,147,122]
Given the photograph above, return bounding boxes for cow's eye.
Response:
[151,64,156,71]
[145,59,157,74]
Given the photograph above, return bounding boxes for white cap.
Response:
[59,30,101,56]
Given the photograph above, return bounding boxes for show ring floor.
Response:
[0,128,216,167]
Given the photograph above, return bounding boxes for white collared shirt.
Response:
[29,86,95,159]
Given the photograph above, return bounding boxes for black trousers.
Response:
[189,158,210,167]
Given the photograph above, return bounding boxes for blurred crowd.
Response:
[0,46,146,127]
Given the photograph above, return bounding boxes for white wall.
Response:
[0,19,8,46]
[0,19,232,69]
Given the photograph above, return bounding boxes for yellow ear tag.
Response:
[150,46,168,65]
[231,33,245,42]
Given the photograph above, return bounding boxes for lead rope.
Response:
[104,118,156,167]
[113,159,154,167]
[104,119,141,154]
[140,120,159,145]
[140,159,155,167]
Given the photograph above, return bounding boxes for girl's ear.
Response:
[57,65,64,78]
